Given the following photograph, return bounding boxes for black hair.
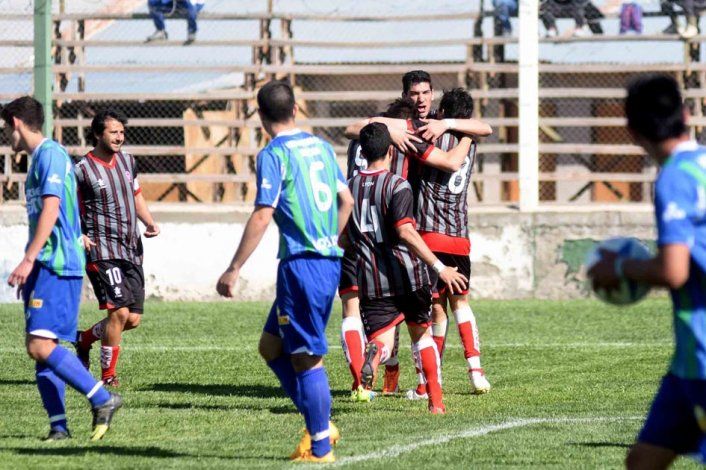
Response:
[257,79,296,123]
[402,70,432,94]
[91,109,128,145]
[439,88,474,119]
[383,97,417,119]
[359,122,391,163]
[0,96,44,132]
[625,74,686,142]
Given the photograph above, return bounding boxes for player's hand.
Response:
[587,249,621,291]
[439,266,468,295]
[8,257,33,297]
[144,223,160,238]
[418,119,448,142]
[216,268,239,298]
[388,126,423,153]
[81,235,96,251]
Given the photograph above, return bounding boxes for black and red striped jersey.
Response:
[347,168,428,299]
[415,132,477,239]
[74,151,143,265]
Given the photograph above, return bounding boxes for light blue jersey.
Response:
[655,140,706,379]
[255,128,346,260]
[25,139,85,277]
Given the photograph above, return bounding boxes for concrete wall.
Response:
[0,204,656,303]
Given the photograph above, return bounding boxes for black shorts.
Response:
[86,259,145,314]
[429,252,471,298]
[360,286,432,339]
[338,249,358,296]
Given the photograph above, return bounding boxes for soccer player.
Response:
[216,79,353,463]
[73,109,160,386]
[2,96,121,441]
[344,122,468,414]
[589,74,706,469]
[409,88,491,400]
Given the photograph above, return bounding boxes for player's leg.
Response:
[146,0,169,40]
[361,326,396,390]
[339,254,365,393]
[625,443,676,470]
[449,294,490,394]
[432,292,449,360]
[358,296,404,395]
[382,325,401,395]
[101,306,129,385]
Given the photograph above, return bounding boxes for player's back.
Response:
[415,131,476,238]
[347,169,428,299]
[257,129,343,260]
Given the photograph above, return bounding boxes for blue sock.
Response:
[35,362,68,433]
[297,367,332,457]
[267,355,303,413]
[44,346,110,407]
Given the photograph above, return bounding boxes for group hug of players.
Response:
[336,70,493,413]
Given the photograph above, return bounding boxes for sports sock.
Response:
[414,337,444,410]
[35,362,68,433]
[44,346,110,407]
[100,345,121,381]
[80,320,105,347]
[454,306,481,369]
[341,316,365,389]
[431,318,448,361]
[267,355,303,413]
[385,327,400,372]
[297,367,332,458]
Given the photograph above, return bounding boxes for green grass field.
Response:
[0,298,700,469]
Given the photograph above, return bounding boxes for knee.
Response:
[126,313,141,329]
[291,354,322,373]
[258,334,282,362]
[25,338,53,362]
[110,308,130,324]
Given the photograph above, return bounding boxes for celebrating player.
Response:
[3,97,121,441]
[409,88,491,400]
[73,109,160,387]
[589,74,706,469]
[216,79,354,463]
[343,122,468,414]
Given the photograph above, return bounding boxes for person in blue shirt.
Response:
[2,97,122,441]
[590,75,706,469]
[216,80,354,463]
[146,0,205,44]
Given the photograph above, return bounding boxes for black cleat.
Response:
[90,392,122,441]
[73,340,91,370]
[360,342,379,390]
[44,429,71,441]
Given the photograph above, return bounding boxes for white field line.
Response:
[0,342,671,353]
[328,416,643,467]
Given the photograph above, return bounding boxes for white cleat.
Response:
[405,388,429,400]
[469,370,491,395]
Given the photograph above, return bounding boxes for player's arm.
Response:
[135,191,160,238]
[413,136,473,173]
[345,117,422,152]
[337,184,354,237]
[418,118,493,142]
[8,196,60,290]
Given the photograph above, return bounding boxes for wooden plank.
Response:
[54,39,267,48]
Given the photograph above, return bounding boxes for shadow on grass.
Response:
[569,441,631,448]
[0,379,34,386]
[151,402,295,415]
[144,382,349,399]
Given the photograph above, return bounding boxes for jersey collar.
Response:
[275,128,302,138]
[665,140,699,166]
[359,168,386,175]
[31,138,49,159]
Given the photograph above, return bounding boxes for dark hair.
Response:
[257,79,296,123]
[626,74,686,142]
[359,122,391,163]
[91,109,128,145]
[439,88,474,119]
[402,70,432,94]
[0,96,44,132]
[383,97,417,119]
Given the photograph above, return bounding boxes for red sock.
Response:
[414,367,427,396]
[100,345,120,380]
[454,307,480,359]
[432,335,446,360]
[341,317,365,389]
[416,339,444,410]
[80,320,105,347]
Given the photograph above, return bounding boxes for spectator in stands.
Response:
[493,0,518,37]
[540,0,591,37]
[146,0,205,44]
[661,0,701,38]
[619,2,644,34]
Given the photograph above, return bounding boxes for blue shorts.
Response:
[263,254,341,356]
[23,263,83,342]
[638,374,706,461]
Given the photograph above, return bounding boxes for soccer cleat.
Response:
[43,429,71,441]
[103,376,120,388]
[73,341,91,370]
[469,369,491,395]
[289,421,340,460]
[146,29,168,42]
[90,392,122,441]
[405,388,428,401]
[350,385,376,403]
[292,450,335,463]
[360,342,379,390]
[185,32,196,44]
[382,366,399,395]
